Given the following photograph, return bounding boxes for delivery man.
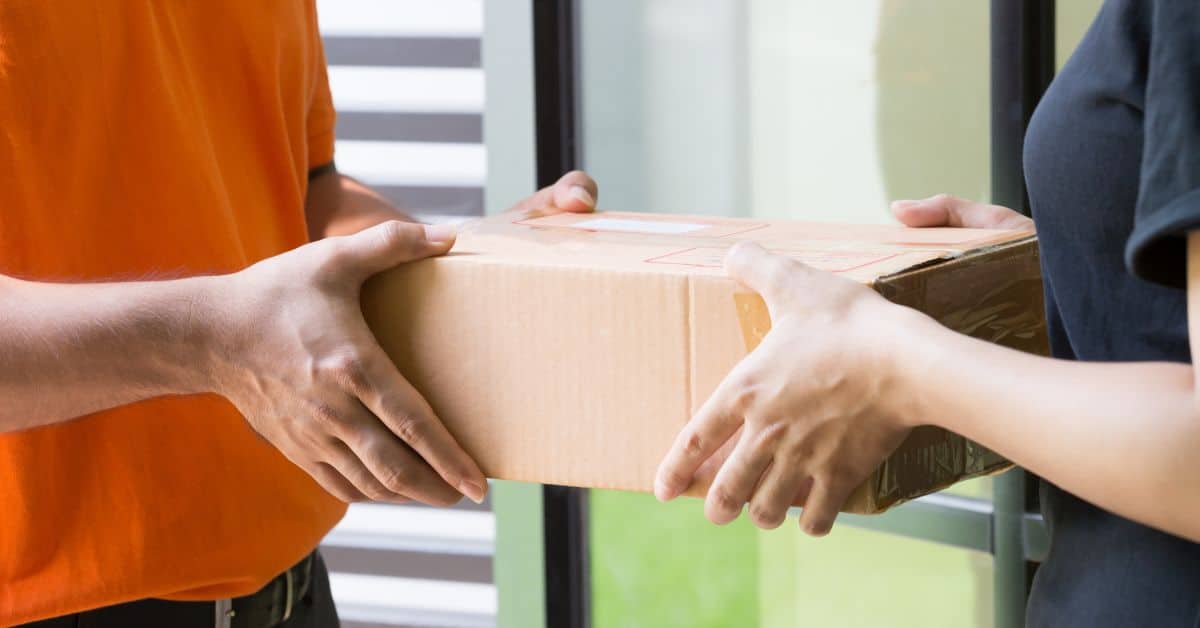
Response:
[0,3,597,626]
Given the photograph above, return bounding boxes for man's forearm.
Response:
[0,273,221,431]
[305,170,416,239]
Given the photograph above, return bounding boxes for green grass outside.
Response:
[590,485,995,628]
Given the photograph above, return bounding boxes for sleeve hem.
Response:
[307,127,336,173]
[1125,186,1200,289]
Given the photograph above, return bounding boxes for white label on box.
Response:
[571,217,710,235]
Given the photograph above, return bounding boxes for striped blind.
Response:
[316,2,496,627]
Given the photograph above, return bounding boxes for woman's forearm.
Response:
[0,273,221,431]
[901,313,1200,541]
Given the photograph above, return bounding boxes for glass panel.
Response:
[582,1,992,223]
[944,476,994,500]
[582,2,1104,627]
[591,491,762,627]
[756,517,995,628]
[591,490,994,628]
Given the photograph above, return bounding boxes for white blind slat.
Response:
[329,66,484,114]
[324,503,494,556]
[333,140,486,187]
[317,0,483,38]
[329,573,496,627]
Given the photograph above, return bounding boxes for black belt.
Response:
[20,551,317,628]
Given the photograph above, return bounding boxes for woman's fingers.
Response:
[689,426,742,490]
[891,194,1033,230]
[655,383,745,501]
[748,464,807,530]
[724,241,813,316]
[703,426,776,525]
[797,476,856,537]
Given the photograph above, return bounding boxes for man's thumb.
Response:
[340,221,456,275]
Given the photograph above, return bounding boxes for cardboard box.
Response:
[362,211,1046,514]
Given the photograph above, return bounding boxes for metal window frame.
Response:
[531,2,591,628]
[523,2,1057,627]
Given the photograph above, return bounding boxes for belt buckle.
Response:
[281,567,296,623]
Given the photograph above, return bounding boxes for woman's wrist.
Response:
[854,299,947,430]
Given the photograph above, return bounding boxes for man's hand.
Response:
[307,168,598,240]
[506,170,599,216]
[891,194,1034,230]
[211,220,487,506]
[654,243,917,535]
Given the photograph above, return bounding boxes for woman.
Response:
[655,1,1200,625]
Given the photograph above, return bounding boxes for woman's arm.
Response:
[899,237,1200,542]
[655,195,1200,542]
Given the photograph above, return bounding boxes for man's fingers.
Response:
[331,220,456,277]
[797,476,855,537]
[703,426,776,525]
[507,170,599,215]
[307,461,370,503]
[324,437,414,504]
[550,170,598,213]
[359,352,488,504]
[655,389,745,502]
[723,242,808,313]
[891,194,1033,230]
[338,415,468,509]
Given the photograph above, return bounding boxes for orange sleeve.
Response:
[307,4,336,170]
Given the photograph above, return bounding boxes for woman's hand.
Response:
[654,242,921,535]
[891,193,1033,231]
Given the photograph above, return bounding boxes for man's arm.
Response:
[303,163,599,240]
[0,222,487,506]
[0,162,457,426]
[0,273,220,431]
[305,165,417,238]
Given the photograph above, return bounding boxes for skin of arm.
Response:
[0,165,597,508]
[655,194,1200,543]
[303,163,598,239]
[0,273,222,430]
[305,167,417,238]
[0,223,487,506]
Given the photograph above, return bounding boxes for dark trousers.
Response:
[18,552,340,628]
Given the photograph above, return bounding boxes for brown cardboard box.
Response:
[362,211,1046,514]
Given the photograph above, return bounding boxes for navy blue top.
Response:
[1023,0,1200,624]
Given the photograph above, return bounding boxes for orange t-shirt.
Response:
[0,2,347,623]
